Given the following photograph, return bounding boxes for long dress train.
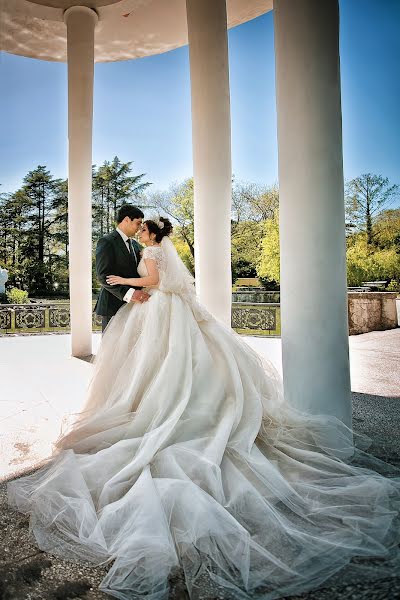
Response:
[8,240,400,600]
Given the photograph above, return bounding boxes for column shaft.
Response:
[64,6,97,358]
[186,0,232,325]
[274,0,352,425]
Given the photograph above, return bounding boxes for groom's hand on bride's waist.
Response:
[122,288,150,303]
[130,289,150,303]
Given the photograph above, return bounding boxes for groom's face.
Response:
[127,217,142,237]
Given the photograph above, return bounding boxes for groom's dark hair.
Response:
[116,204,144,223]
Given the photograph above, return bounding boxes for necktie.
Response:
[128,238,137,265]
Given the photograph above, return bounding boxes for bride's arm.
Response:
[106,258,159,288]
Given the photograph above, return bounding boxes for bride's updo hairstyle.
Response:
[145,217,173,243]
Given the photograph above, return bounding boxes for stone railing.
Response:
[0,301,281,336]
[232,289,280,303]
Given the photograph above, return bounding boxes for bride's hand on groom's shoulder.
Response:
[106,275,125,286]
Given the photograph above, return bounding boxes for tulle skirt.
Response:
[8,291,400,599]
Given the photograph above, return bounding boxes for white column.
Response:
[64,6,98,358]
[186,0,232,326]
[274,0,352,426]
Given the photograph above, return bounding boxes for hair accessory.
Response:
[155,219,164,230]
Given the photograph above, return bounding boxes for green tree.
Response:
[232,181,279,223]
[51,179,68,256]
[22,166,64,293]
[92,157,152,237]
[256,210,280,284]
[146,179,195,258]
[6,189,32,287]
[345,174,399,245]
[92,163,109,235]
[373,208,400,250]
[231,220,263,280]
[49,179,69,292]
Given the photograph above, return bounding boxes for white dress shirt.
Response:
[116,227,136,303]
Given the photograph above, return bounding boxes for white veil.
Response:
[158,237,212,321]
[158,236,195,296]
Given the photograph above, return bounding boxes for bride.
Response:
[8,217,400,600]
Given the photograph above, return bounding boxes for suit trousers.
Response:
[102,315,113,333]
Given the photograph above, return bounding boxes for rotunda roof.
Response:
[0,0,273,63]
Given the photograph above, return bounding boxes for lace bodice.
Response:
[137,240,211,320]
[138,246,166,277]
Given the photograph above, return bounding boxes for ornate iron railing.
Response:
[0,301,281,336]
[232,303,280,336]
[0,303,102,334]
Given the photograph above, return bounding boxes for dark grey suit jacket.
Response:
[94,230,142,317]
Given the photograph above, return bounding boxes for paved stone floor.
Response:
[0,330,399,599]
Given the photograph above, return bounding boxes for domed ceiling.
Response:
[0,0,273,63]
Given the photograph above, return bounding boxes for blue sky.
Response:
[0,0,399,203]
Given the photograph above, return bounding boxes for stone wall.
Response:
[348,292,398,335]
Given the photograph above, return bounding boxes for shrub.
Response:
[258,277,280,291]
[386,279,400,293]
[346,238,400,287]
[6,287,29,304]
[232,259,257,282]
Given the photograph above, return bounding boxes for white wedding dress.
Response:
[8,238,400,600]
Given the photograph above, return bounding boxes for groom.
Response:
[94,204,150,332]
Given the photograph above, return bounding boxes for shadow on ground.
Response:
[1,392,399,600]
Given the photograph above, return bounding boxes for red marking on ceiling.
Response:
[122,13,131,18]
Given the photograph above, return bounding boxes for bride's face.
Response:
[139,223,155,245]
